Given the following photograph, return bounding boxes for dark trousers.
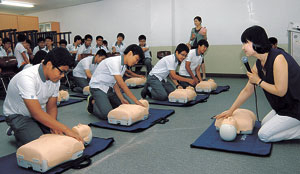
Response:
[146,75,175,101]
[6,114,50,147]
[135,58,152,75]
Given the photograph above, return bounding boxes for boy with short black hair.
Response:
[59,39,68,49]
[141,43,196,101]
[87,44,145,120]
[112,33,126,55]
[45,36,54,52]
[4,47,82,146]
[67,35,82,54]
[1,37,13,56]
[76,34,93,61]
[14,34,31,69]
[136,34,152,75]
[73,49,107,92]
[32,37,46,56]
[92,35,109,54]
[178,39,209,88]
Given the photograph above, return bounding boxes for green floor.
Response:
[0,77,299,174]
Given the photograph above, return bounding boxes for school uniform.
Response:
[14,42,27,68]
[0,46,11,57]
[89,55,127,120]
[135,45,152,74]
[76,44,91,61]
[143,54,177,101]
[92,45,109,54]
[32,46,47,56]
[67,43,80,53]
[112,42,126,55]
[178,48,203,88]
[3,64,60,146]
[73,56,98,89]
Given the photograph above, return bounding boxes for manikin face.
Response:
[139,39,146,47]
[175,51,188,62]
[194,19,201,27]
[242,41,256,57]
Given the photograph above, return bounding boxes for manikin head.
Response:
[219,117,238,141]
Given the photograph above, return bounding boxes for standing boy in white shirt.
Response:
[178,39,209,88]
[14,34,31,69]
[87,44,145,120]
[141,43,196,101]
[3,48,82,146]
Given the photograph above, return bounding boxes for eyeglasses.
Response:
[54,65,68,75]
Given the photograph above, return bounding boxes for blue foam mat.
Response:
[190,121,272,156]
[197,85,230,94]
[0,137,114,174]
[0,115,5,122]
[149,94,209,107]
[89,108,175,132]
[58,98,84,107]
[70,93,88,99]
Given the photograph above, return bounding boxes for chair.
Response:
[157,51,171,59]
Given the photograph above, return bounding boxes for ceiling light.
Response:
[1,0,34,8]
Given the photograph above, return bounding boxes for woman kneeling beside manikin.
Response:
[216,25,300,143]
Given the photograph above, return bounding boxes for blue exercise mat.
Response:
[190,121,272,156]
[89,108,175,132]
[58,98,84,107]
[149,94,209,107]
[128,85,144,89]
[70,93,88,99]
[0,137,114,174]
[0,115,5,122]
[197,85,230,95]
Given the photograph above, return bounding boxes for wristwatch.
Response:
[257,79,263,87]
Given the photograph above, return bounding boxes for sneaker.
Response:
[87,95,94,114]
[6,127,14,136]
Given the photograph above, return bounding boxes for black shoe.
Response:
[141,86,147,98]
[87,95,94,114]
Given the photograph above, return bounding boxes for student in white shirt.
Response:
[59,39,68,49]
[112,33,126,55]
[3,48,82,146]
[141,43,196,101]
[0,36,5,57]
[178,39,209,88]
[45,36,55,53]
[92,35,109,54]
[14,34,31,69]
[67,35,82,54]
[76,34,93,61]
[87,44,145,120]
[103,40,110,53]
[136,35,152,75]
[73,49,107,91]
[32,37,46,56]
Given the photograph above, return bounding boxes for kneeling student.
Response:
[87,44,145,120]
[178,39,209,88]
[141,43,196,101]
[73,49,107,92]
[3,48,83,147]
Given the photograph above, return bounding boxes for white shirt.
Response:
[141,45,151,58]
[0,46,6,57]
[32,46,47,56]
[179,49,203,77]
[3,64,60,117]
[14,42,27,68]
[67,43,80,52]
[73,56,98,79]
[92,45,109,54]
[76,44,91,61]
[112,42,126,55]
[89,56,127,93]
[149,54,178,81]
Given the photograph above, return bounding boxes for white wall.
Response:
[29,0,300,46]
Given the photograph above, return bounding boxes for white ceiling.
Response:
[0,0,103,15]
